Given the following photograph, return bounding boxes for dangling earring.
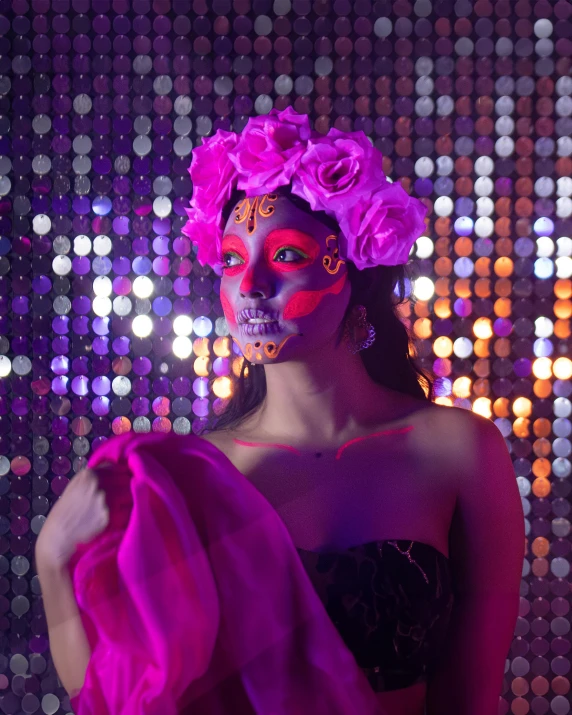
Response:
[344,304,376,354]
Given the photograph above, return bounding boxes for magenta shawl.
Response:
[67,431,385,714]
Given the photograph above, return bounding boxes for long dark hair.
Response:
[209,186,434,432]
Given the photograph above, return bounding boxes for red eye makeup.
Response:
[220,235,248,277]
[221,228,321,276]
[263,229,320,272]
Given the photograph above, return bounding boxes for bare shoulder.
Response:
[197,429,241,462]
[433,404,507,451]
[197,430,231,452]
[197,431,219,445]
[417,400,494,435]
[418,402,508,482]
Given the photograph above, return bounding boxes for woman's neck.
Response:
[243,340,400,444]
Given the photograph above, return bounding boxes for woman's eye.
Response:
[274,248,306,262]
[222,252,242,268]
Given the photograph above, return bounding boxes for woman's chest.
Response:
[228,438,457,558]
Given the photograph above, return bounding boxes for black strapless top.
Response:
[296,539,455,693]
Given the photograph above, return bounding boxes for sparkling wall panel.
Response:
[2,0,572,712]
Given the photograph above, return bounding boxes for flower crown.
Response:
[181,107,428,273]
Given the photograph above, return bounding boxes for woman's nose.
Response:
[239,261,274,299]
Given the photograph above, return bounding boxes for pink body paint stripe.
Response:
[335,425,414,460]
[232,425,414,459]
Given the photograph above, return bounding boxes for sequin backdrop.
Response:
[2,0,572,711]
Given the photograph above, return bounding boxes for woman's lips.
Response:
[238,321,282,337]
[237,307,280,322]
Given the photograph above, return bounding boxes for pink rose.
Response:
[183,130,241,268]
[292,127,388,214]
[228,106,312,195]
[187,130,240,213]
[181,208,223,269]
[337,182,428,269]
[181,107,429,272]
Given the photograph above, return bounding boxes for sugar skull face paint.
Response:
[220,191,351,364]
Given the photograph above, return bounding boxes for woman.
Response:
[186,108,524,715]
[35,108,524,715]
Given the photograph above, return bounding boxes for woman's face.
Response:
[220,191,351,364]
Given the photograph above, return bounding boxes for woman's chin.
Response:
[233,330,307,364]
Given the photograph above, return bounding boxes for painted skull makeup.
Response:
[220,191,351,364]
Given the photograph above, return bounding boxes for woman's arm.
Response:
[425,413,525,715]
[35,546,91,699]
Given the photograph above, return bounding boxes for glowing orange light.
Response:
[433,336,453,358]
[473,317,493,340]
[533,380,552,399]
[232,357,246,378]
[193,337,210,357]
[532,357,552,380]
[194,356,211,376]
[452,376,472,398]
[212,376,232,399]
[413,317,432,339]
[213,336,232,357]
[513,397,532,418]
[472,397,492,419]
[553,357,572,380]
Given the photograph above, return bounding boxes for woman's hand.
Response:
[35,464,114,571]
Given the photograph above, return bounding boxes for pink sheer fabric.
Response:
[67,431,386,714]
